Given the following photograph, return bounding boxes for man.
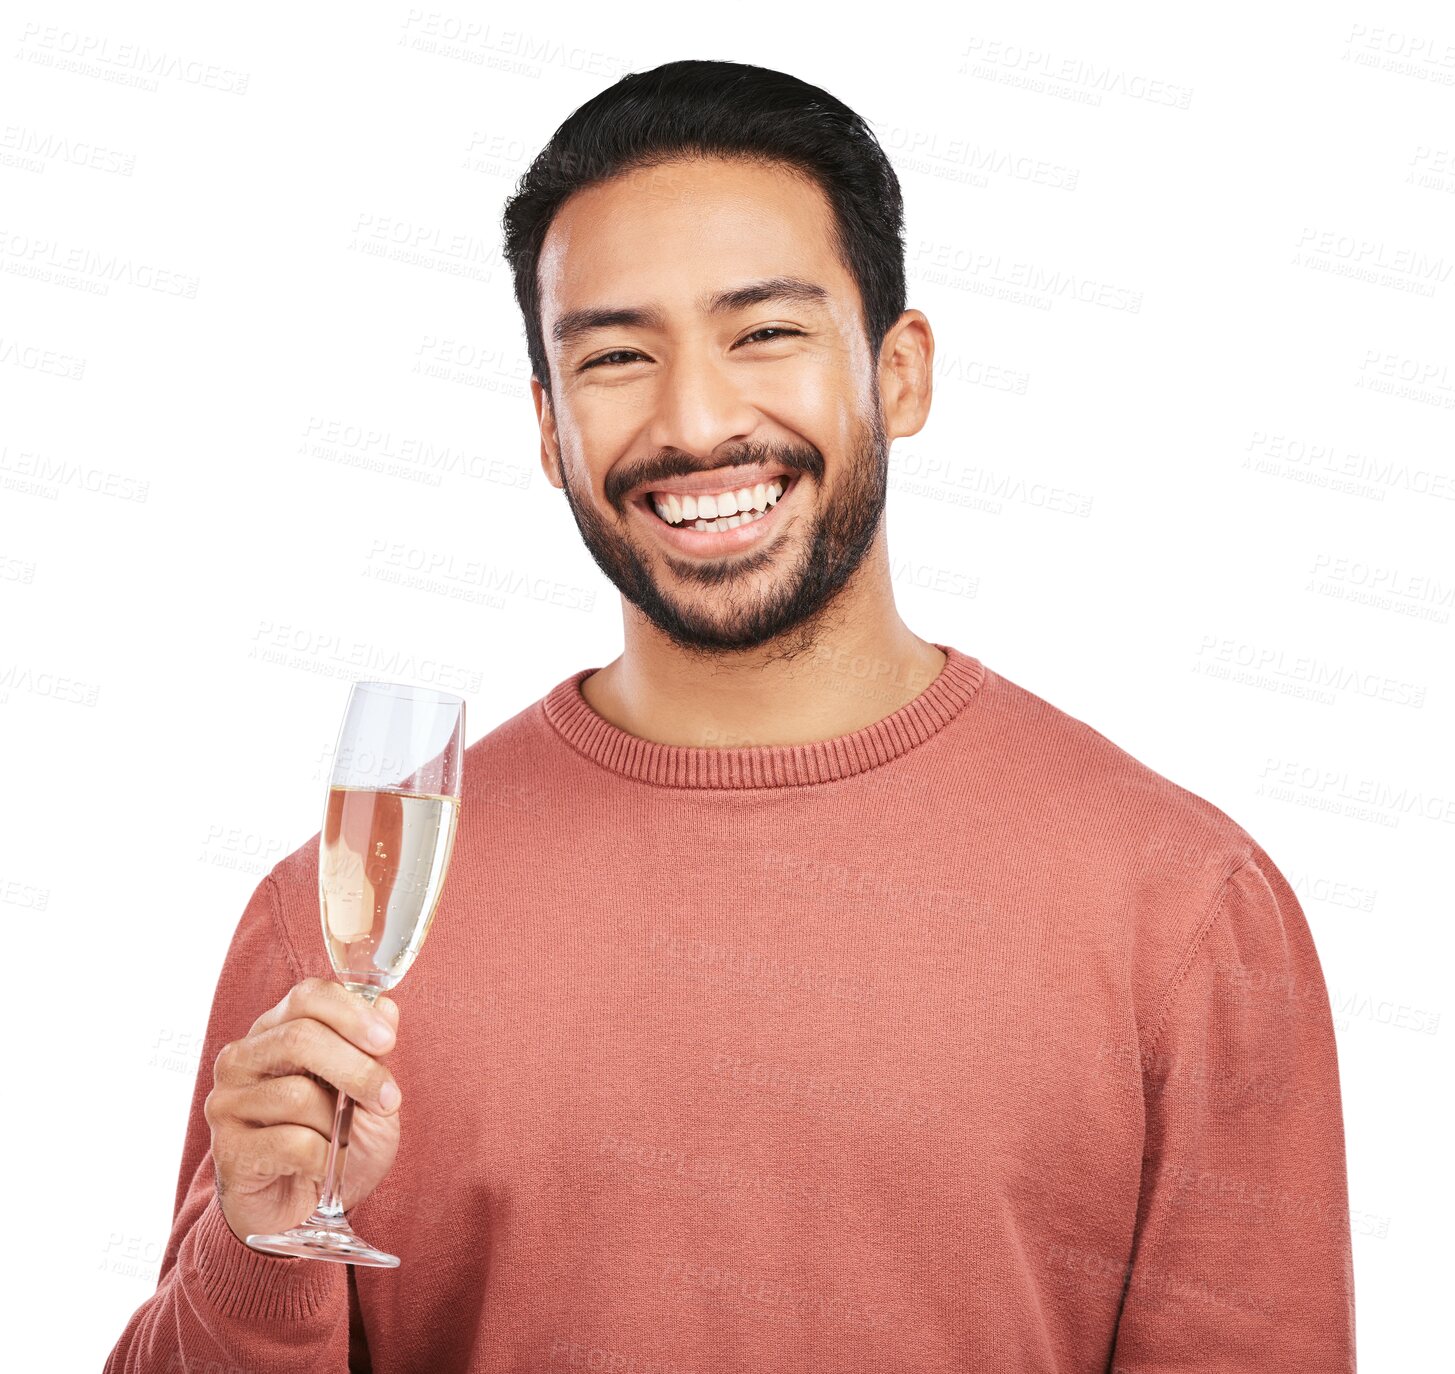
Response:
[108,59,1356,1371]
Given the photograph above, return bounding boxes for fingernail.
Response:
[379,1080,400,1111]
[368,1018,394,1048]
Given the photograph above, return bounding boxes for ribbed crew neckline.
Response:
[540,642,986,789]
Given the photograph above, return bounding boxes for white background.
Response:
[3,1,1451,1365]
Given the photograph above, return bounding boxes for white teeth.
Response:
[650,477,788,528]
[689,507,767,532]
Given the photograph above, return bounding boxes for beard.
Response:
[556,399,890,657]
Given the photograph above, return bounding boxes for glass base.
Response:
[246,1212,399,1268]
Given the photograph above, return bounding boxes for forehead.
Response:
[537,156,850,321]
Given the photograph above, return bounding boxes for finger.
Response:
[217,1017,400,1112]
[210,1074,338,1138]
[248,977,397,1057]
[215,1123,329,1185]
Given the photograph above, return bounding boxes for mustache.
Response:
[605,442,825,509]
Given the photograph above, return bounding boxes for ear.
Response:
[877,310,934,441]
[531,377,563,489]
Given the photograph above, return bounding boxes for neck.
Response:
[580,536,948,749]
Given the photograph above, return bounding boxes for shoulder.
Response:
[457,690,559,813]
[968,661,1258,877]
[942,661,1316,1045]
[946,662,1272,1003]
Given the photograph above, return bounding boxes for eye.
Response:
[739,327,804,346]
[579,349,646,372]
[577,328,805,373]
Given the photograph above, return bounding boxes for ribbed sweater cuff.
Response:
[183,1195,346,1321]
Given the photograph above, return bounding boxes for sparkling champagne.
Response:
[320,785,459,994]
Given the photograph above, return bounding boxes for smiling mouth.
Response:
[639,474,798,533]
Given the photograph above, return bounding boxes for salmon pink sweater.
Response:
[105,644,1356,1371]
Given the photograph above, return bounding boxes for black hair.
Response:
[501,58,906,401]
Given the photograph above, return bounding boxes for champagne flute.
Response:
[245,680,464,1267]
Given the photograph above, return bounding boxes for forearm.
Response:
[103,1192,350,1372]
[104,874,356,1371]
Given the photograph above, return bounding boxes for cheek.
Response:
[556,403,631,498]
[758,356,855,442]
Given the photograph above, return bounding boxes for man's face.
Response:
[533,156,893,655]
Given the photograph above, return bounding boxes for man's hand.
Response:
[203,977,403,1244]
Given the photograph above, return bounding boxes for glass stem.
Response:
[308,985,375,1227]
[313,1087,356,1223]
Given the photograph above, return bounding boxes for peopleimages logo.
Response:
[247,621,483,694]
[0,230,199,298]
[16,23,250,95]
[958,36,1195,109]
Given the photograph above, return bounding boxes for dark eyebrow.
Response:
[550,275,830,352]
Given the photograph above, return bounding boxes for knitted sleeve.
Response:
[103,873,354,1371]
[1110,849,1356,1370]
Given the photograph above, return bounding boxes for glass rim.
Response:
[349,680,465,708]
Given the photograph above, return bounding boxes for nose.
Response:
[645,346,760,463]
